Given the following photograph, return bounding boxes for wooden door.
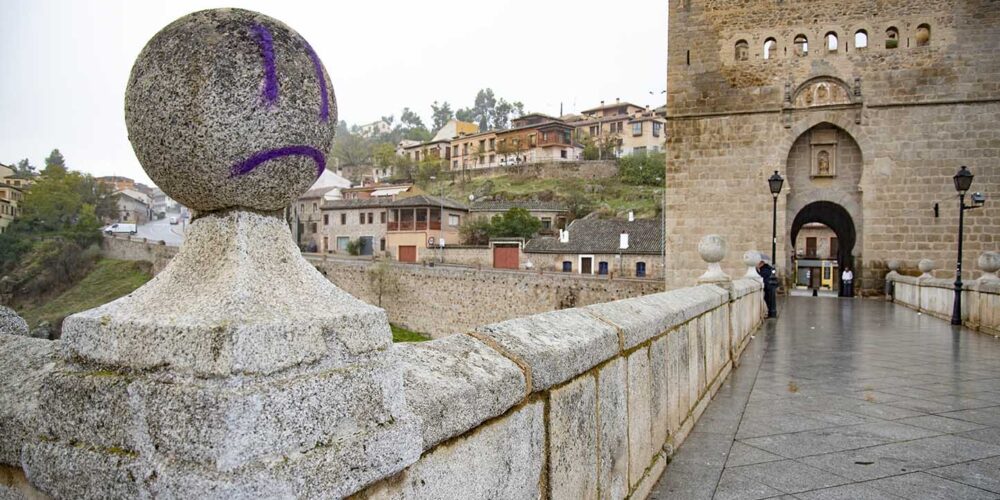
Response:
[581,257,593,274]
[398,245,417,263]
[493,245,519,269]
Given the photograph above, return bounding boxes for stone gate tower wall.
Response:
[665,0,1000,292]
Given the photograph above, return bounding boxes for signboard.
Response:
[427,237,435,247]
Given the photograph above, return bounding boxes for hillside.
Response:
[17,259,152,331]
[435,173,664,219]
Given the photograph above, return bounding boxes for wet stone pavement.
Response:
[651,296,1000,499]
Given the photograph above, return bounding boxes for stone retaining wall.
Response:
[357,278,764,499]
[452,160,618,182]
[888,274,1000,335]
[101,236,665,338]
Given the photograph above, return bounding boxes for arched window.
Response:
[763,38,777,60]
[916,24,931,46]
[794,34,808,56]
[598,262,609,275]
[885,27,899,49]
[854,30,868,49]
[735,40,749,61]
[562,261,572,272]
[826,32,839,52]
[636,262,647,278]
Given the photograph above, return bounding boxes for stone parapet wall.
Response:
[309,256,664,338]
[101,234,178,274]
[889,274,1000,334]
[358,278,765,499]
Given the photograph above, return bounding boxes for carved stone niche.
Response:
[793,80,852,108]
[810,129,838,178]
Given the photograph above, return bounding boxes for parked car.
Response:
[169,216,179,225]
[104,223,137,235]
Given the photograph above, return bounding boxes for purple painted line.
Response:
[230,145,326,178]
[251,23,278,106]
[303,40,330,122]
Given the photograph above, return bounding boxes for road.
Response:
[133,216,186,246]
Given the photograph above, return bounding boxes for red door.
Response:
[493,245,519,269]
[398,246,417,263]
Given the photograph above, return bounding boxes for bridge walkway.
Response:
[651,296,1000,499]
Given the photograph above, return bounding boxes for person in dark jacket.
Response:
[757,258,778,318]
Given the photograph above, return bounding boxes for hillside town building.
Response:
[112,189,152,224]
[524,216,664,279]
[469,200,568,234]
[664,0,1000,293]
[564,99,667,157]
[387,195,468,263]
[0,164,25,234]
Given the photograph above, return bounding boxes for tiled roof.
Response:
[470,200,567,212]
[524,217,663,255]
[388,195,468,211]
[321,198,397,210]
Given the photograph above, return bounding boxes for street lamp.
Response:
[950,166,986,325]
[767,171,784,318]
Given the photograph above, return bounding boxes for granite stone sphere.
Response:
[918,258,935,274]
[742,250,761,267]
[698,234,727,263]
[887,259,900,272]
[125,9,337,212]
[979,252,1000,274]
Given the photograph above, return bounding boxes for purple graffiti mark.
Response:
[303,41,330,122]
[230,146,326,179]
[251,23,278,106]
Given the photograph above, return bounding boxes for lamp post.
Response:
[767,171,784,318]
[950,166,986,325]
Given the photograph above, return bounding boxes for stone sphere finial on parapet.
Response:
[697,234,731,285]
[918,258,935,279]
[978,251,1000,282]
[743,250,763,281]
[885,259,902,281]
[125,9,336,212]
[27,10,421,498]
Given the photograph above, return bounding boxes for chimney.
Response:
[628,210,635,222]
[620,232,629,250]
[616,97,620,104]
[560,229,569,243]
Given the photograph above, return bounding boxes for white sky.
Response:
[0,0,668,185]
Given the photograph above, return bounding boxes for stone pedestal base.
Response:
[21,210,422,498]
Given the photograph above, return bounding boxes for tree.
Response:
[44,149,66,170]
[430,101,454,132]
[489,208,542,240]
[618,152,665,186]
[459,216,492,245]
[400,108,425,130]
[372,143,397,167]
[331,134,372,166]
[12,159,35,177]
[368,260,400,307]
[491,99,524,130]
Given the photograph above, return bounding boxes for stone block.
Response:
[650,335,670,449]
[548,375,598,500]
[21,441,143,500]
[667,326,691,434]
[396,334,526,449]
[35,369,136,452]
[585,285,729,350]
[626,347,653,489]
[597,357,629,500]
[359,401,545,499]
[0,336,56,466]
[475,308,618,391]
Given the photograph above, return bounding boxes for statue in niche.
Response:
[817,84,828,103]
[817,150,831,175]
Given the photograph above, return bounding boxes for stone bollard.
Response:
[697,234,731,288]
[918,258,935,279]
[16,9,419,498]
[979,252,1000,282]
[743,250,763,281]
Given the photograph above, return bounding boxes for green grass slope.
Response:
[18,259,152,328]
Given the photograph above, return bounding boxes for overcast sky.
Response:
[0,0,667,185]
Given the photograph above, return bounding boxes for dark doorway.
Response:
[791,201,857,296]
[360,236,374,256]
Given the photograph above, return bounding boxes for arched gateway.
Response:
[783,123,864,292]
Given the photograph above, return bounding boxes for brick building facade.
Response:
[665,0,1000,293]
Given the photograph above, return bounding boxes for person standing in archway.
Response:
[757,258,778,317]
[841,266,854,297]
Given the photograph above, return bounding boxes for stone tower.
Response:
[665,1,1000,292]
